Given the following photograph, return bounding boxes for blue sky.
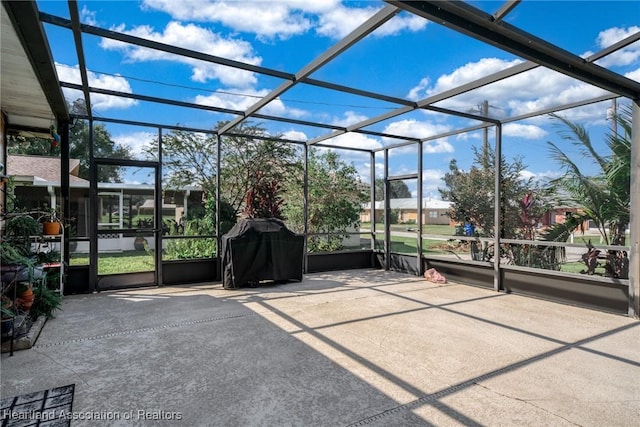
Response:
[36,1,640,197]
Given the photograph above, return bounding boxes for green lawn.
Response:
[70,229,607,278]
[570,234,629,246]
[71,251,154,275]
[360,223,455,235]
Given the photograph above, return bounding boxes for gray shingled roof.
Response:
[363,198,451,210]
[8,155,86,183]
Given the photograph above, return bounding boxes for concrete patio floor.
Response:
[1,269,639,426]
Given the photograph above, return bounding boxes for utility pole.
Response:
[468,100,492,169]
[609,98,618,139]
[481,100,489,169]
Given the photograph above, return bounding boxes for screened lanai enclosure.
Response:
[1,1,639,317]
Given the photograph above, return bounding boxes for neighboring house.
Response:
[8,155,89,228]
[360,194,596,232]
[7,154,200,252]
[8,154,86,186]
[361,198,453,225]
[539,189,592,231]
[541,206,594,232]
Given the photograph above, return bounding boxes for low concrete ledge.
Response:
[1,315,47,353]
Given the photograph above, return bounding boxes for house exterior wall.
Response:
[545,207,591,231]
[360,208,453,225]
[423,209,452,225]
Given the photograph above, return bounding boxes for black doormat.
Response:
[1,384,74,427]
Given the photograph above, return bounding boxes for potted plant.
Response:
[133,217,152,250]
[15,282,35,312]
[5,213,41,248]
[30,281,62,319]
[42,207,62,235]
[134,234,148,251]
[1,296,15,335]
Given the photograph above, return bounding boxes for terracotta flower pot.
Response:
[17,287,35,311]
[43,221,61,235]
[134,237,148,251]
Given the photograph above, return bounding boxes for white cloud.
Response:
[281,130,307,142]
[194,89,306,118]
[506,75,610,117]
[356,159,388,184]
[324,132,382,151]
[626,67,640,82]
[142,0,315,40]
[100,22,261,87]
[315,5,378,39]
[519,170,535,180]
[80,5,97,26]
[405,26,640,126]
[519,169,562,182]
[316,4,427,39]
[330,111,369,127]
[383,119,450,139]
[423,139,454,154]
[55,63,138,111]
[502,123,547,139]
[421,168,445,195]
[407,57,616,122]
[534,100,613,124]
[142,0,426,41]
[377,12,428,36]
[381,119,454,153]
[112,131,156,156]
[407,58,525,101]
[194,89,260,112]
[358,161,385,183]
[591,26,640,68]
[407,77,430,101]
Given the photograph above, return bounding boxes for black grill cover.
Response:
[221,218,304,289]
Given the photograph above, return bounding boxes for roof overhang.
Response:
[1,1,68,131]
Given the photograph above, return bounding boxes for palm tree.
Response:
[545,104,631,278]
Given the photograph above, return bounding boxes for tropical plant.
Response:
[506,192,564,270]
[163,195,232,260]
[156,121,299,218]
[283,150,368,252]
[30,279,62,319]
[1,295,14,319]
[439,145,551,239]
[163,234,217,260]
[157,123,367,254]
[1,203,64,321]
[4,214,40,248]
[243,171,284,219]
[545,105,631,278]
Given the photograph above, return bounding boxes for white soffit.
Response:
[1,4,54,129]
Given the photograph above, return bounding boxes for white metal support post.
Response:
[370,152,376,252]
[417,141,424,276]
[384,149,390,271]
[303,144,309,273]
[629,100,640,318]
[494,123,502,292]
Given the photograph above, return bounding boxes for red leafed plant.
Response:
[243,171,284,219]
